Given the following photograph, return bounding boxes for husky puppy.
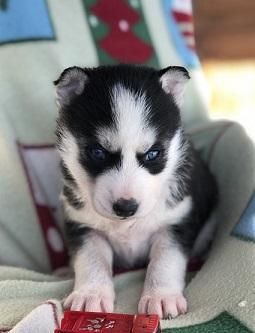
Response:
[54,64,217,319]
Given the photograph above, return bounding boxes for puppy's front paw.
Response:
[64,286,114,312]
[138,291,187,319]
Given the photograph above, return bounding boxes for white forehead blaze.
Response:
[97,84,156,153]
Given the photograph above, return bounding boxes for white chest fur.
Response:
[63,195,192,267]
[104,220,155,268]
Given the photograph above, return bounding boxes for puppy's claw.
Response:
[64,288,114,312]
[138,292,187,319]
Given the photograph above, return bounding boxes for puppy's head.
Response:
[55,65,190,220]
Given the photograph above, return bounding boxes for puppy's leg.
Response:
[138,230,187,319]
[191,215,218,259]
[64,232,114,312]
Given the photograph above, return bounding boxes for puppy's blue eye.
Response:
[145,150,160,161]
[91,148,107,161]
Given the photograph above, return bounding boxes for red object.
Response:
[55,311,161,333]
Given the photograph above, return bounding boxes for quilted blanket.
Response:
[0,0,254,332]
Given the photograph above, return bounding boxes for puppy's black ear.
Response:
[158,66,190,108]
[54,67,88,108]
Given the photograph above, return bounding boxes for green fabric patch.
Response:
[163,312,252,333]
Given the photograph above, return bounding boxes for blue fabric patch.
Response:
[232,192,255,242]
[161,0,199,68]
[0,0,54,44]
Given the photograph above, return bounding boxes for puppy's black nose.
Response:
[113,198,138,217]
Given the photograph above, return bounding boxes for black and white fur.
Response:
[54,64,217,319]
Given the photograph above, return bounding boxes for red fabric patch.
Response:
[17,143,68,270]
[91,0,153,63]
[172,11,193,23]
[171,8,196,51]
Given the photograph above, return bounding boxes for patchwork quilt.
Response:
[0,0,254,332]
